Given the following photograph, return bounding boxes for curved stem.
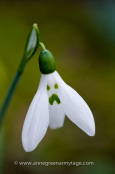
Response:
[39,42,46,50]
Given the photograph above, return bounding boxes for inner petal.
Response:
[47,71,65,129]
[47,72,61,106]
[49,102,65,129]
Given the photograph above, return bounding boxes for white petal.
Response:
[49,102,65,129]
[22,75,49,152]
[47,71,65,129]
[52,71,95,136]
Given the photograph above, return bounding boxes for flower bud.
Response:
[18,23,40,73]
[23,23,40,60]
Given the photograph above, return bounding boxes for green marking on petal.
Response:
[49,94,61,105]
[54,83,58,89]
[47,85,50,91]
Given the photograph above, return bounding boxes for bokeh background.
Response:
[0,0,115,174]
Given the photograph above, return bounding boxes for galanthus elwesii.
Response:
[22,47,95,152]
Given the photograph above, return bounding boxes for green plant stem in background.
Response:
[0,23,40,125]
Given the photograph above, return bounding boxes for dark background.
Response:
[0,0,115,173]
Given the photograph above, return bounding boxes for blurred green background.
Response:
[0,0,115,174]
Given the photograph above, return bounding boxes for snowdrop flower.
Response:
[22,48,95,152]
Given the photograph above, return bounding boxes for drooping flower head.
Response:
[22,45,95,152]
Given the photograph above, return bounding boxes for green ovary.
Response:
[49,94,61,105]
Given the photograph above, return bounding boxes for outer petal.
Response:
[52,71,95,136]
[47,72,65,129]
[22,75,49,152]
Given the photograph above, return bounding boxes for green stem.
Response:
[0,23,40,126]
[39,42,46,50]
[0,71,22,124]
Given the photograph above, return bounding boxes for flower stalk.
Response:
[0,23,40,125]
[39,42,46,51]
[0,72,21,119]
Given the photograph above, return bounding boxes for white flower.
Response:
[22,70,95,152]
